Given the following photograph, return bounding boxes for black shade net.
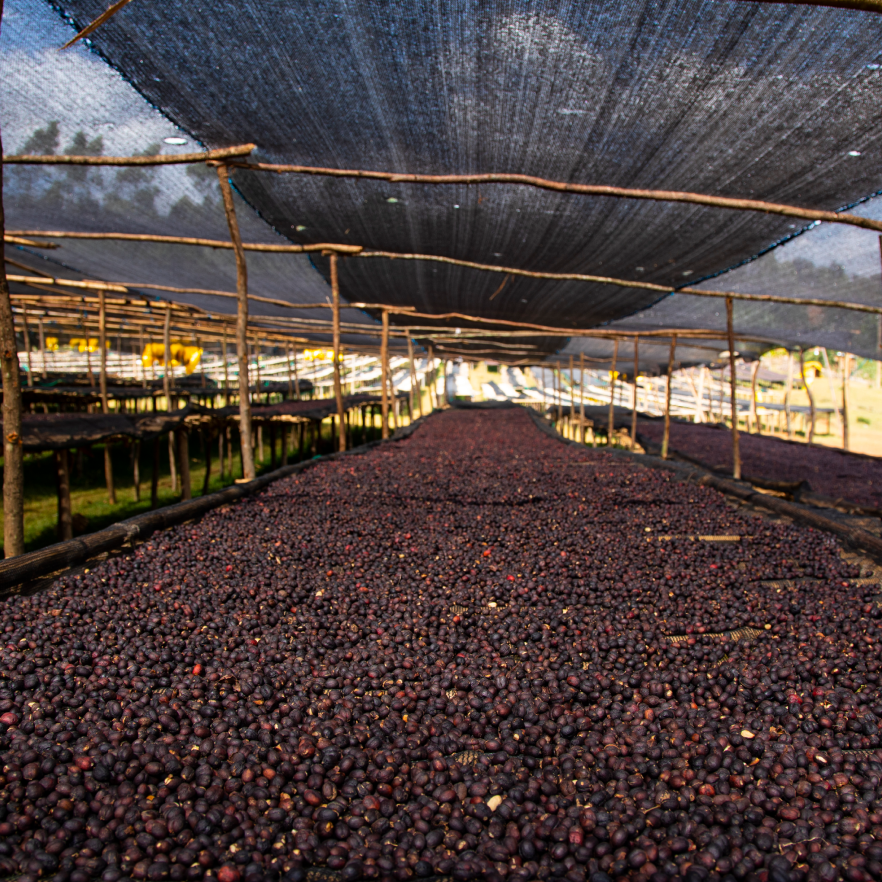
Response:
[2,0,882,360]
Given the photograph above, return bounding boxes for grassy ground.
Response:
[754,374,882,457]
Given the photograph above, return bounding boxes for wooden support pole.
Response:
[163,308,177,493]
[427,345,436,410]
[20,305,32,387]
[408,337,417,420]
[726,297,741,480]
[330,253,346,452]
[556,364,562,425]
[202,429,213,495]
[608,338,619,444]
[842,352,851,451]
[785,352,794,438]
[222,328,230,407]
[38,315,46,378]
[800,349,815,446]
[631,336,640,450]
[177,428,191,501]
[98,290,116,504]
[749,359,760,433]
[578,352,586,444]
[216,163,255,481]
[55,448,73,542]
[150,436,160,509]
[568,355,575,437]
[287,347,293,400]
[139,328,146,388]
[661,336,677,460]
[132,440,141,503]
[381,309,390,439]
[293,348,301,399]
[226,425,233,477]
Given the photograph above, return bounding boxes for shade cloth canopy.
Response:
[2,0,882,360]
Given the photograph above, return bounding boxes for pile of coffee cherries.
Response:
[638,421,882,510]
[0,409,878,882]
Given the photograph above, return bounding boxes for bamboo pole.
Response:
[222,161,882,235]
[608,338,619,444]
[60,0,137,50]
[749,360,760,433]
[4,144,256,166]
[842,353,851,451]
[216,163,255,481]
[380,310,390,439]
[661,336,677,460]
[631,336,639,450]
[726,297,741,480]
[98,290,116,504]
[55,449,72,542]
[330,254,346,452]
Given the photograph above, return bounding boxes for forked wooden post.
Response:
[329,253,346,452]
[608,338,619,445]
[631,336,640,450]
[726,297,741,480]
[578,352,586,444]
[216,163,255,481]
[661,335,677,460]
[380,309,390,439]
[98,290,116,504]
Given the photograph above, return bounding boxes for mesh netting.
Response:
[2,0,882,358]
